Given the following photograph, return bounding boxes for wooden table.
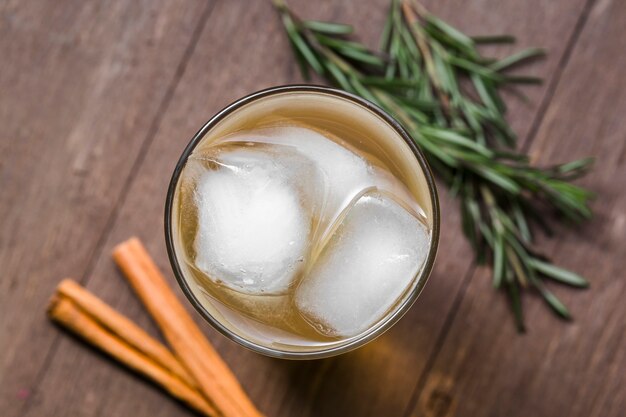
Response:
[1,1,624,416]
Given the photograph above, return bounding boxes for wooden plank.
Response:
[9,1,593,417]
[0,0,210,415]
[408,0,626,416]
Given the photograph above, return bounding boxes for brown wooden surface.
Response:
[1,1,624,416]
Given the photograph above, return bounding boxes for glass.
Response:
[165,85,440,359]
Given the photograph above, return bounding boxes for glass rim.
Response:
[164,84,440,360]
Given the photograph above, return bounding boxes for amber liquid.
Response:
[171,92,433,351]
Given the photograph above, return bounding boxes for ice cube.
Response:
[295,190,431,337]
[187,143,320,295]
[267,127,372,214]
[225,126,377,240]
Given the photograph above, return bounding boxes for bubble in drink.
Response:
[295,190,430,337]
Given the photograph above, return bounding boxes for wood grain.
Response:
[408,0,626,416]
[17,1,593,417]
[2,0,623,417]
[0,0,209,415]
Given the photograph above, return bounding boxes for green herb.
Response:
[273,0,593,331]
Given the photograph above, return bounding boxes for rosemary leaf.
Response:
[529,259,590,287]
[303,20,354,35]
[490,48,546,72]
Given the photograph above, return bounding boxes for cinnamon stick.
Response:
[56,279,195,387]
[112,238,263,417]
[47,290,215,417]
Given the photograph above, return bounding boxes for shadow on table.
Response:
[259,271,456,417]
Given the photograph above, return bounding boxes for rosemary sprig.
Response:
[273,0,594,331]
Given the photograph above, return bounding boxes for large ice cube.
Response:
[295,190,431,337]
[187,143,320,295]
[224,126,375,241]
